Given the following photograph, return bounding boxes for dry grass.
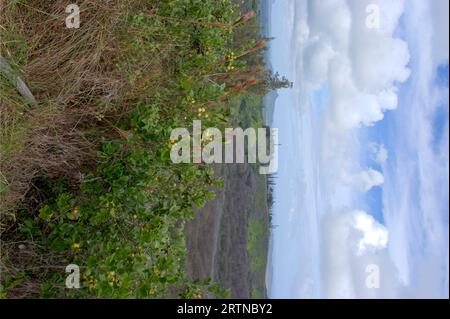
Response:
[0,238,67,298]
[0,1,264,223]
[0,0,144,224]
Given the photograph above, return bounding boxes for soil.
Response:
[185,163,264,299]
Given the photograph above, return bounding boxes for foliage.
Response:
[0,0,270,298]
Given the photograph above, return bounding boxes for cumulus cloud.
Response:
[295,0,411,131]
[303,40,336,89]
[347,0,411,92]
[290,0,409,200]
[291,0,410,211]
[283,0,447,298]
[321,210,399,298]
[340,168,385,192]
[353,211,388,254]
[369,143,389,164]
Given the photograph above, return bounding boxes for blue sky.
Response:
[268,0,449,298]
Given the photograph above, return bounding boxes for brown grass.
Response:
[0,0,138,225]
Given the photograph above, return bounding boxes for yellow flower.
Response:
[71,243,80,250]
[68,207,79,220]
[133,214,138,219]
[168,139,177,148]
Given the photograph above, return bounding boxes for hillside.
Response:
[0,0,278,298]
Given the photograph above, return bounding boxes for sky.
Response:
[268,0,449,298]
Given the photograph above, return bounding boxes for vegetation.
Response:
[247,219,268,274]
[0,0,280,298]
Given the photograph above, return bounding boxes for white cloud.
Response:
[380,0,449,297]
[303,40,336,89]
[321,210,399,298]
[291,0,411,211]
[369,143,389,164]
[296,0,411,131]
[347,0,411,93]
[353,211,388,254]
[279,0,448,298]
[340,168,385,192]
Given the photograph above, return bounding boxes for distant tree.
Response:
[250,70,293,95]
[265,71,293,90]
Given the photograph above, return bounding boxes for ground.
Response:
[185,163,270,299]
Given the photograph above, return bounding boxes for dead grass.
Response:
[0,0,146,223]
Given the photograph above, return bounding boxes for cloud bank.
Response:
[269,0,448,298]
